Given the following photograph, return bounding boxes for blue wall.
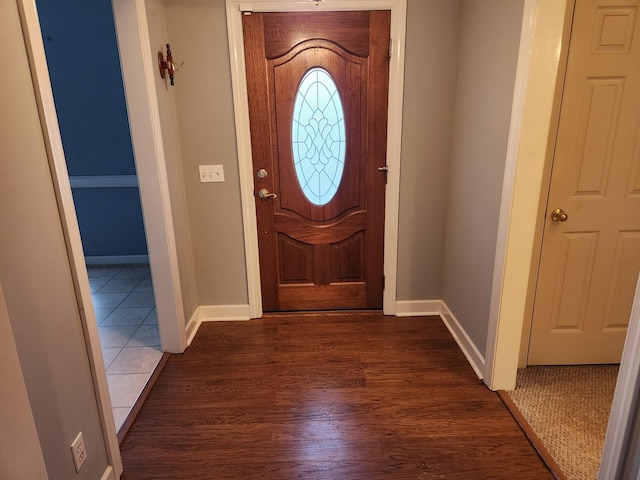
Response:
[37,0,148,258]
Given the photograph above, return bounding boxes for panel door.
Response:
[529,0,640,364]
[243,11,390,311]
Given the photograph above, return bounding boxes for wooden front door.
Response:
[243,12,390,312]
[528,0,640,364]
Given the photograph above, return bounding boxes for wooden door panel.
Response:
[278,284,367,311]
[603,232,640,329]
[244,11,389,312]
[570,78,624,196]
[274,211,366,244]
[545,231,598,331]
[529,0,640,364]
[279,234,313,283]
[262,12,372,59]
[333,232,365,282]
[630,129,640,195]
[591,6,636,54]
[273,43,365,222]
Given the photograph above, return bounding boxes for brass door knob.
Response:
[550,208,568,222]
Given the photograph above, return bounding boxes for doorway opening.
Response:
[35,0,162,433]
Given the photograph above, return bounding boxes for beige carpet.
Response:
[506,365,619,480]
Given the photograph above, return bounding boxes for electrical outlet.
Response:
[199,165,225,183]
[70,432,87,472]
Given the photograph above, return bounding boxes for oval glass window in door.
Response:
[291,67,346,206]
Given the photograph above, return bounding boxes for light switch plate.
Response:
[199,165,225,183]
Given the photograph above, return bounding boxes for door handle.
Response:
[258,188,277,199]
[550,208,568,222]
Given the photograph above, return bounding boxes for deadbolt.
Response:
[550,208,568,222]
[257,169,268,179]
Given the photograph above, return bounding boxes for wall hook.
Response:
[158,44,183,86]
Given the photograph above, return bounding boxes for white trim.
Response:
[225,0,407,318]
[199,304,252,322]
[440,302,486,381]
[186,304,252,345]
[237,0,408,12]
[100,465,116,480]
[395,300,443,317]
[16,1,123,476]
[599,275,640,479]
[85,255,149,265]
[69,175,139,189]
[381,0,407,316]
[225,1,262,319]
[186,308,203,346]
[484,0,537,391]
[112,0,187,353]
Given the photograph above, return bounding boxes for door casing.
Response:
[225,0,407,318]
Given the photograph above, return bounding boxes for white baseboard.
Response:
[439,301,485,380]
[101,465,116,480]
[85,255,149,265]
[186,304,252,346]
[185,308,203,346]
[395,300,443,316]
[199,304,251,321]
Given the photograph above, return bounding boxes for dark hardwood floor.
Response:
[120,313,554,479]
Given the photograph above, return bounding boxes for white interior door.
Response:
[529,0,640,365]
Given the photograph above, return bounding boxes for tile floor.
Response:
[87,264,162,432]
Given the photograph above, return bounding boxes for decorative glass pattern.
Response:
[292,68,346,206]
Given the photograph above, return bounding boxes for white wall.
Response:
[0,285,48,480]
[164,0,249,306]
[397,0,462,300]
[442,0,525,354]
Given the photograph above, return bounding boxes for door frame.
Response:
[225,0,407,318]
[112,0,188,354]
[484,0,571,390]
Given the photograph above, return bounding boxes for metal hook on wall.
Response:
[158,44,183,86]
